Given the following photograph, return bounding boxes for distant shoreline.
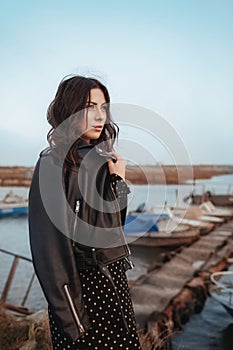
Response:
[0,165,232,187]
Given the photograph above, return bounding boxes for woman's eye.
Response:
[86,104,107,112]
[87,105,95,110]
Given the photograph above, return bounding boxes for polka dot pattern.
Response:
[48,259,141,349]
[110,173,131,198]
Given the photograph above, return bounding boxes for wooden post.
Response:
[21,272,35,307]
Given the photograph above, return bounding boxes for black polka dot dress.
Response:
[48,259,142,349]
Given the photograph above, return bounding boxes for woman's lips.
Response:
[93,126,103,131]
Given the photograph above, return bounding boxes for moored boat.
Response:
[0,191,28,218]
[125,228,200,248]
[199,201,233,220]
[158,206,215,235]
[124,211,200,248]
[184,191,233,207]
[172,205,224,224]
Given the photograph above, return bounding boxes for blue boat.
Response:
[124,203,200,247]
[124,202,168,234]
[0,191,28,218]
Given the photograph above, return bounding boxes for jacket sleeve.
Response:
[28,156,91,341]
[109,173,131,227]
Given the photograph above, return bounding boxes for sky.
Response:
[0,0,232,166]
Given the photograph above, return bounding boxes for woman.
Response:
[29,75,142,349]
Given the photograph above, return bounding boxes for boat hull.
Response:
[126,228,200,248]
[191,194,233,207]
[0,206,28,218]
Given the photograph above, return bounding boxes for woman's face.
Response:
[81,88,107,142]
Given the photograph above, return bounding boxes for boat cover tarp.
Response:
[124,213,168,234]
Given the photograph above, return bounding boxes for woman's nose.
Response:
[95,108,105,120]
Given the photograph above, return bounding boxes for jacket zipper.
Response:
[63,284,85,335]
[72,199,80,247]
[110,183,131,256]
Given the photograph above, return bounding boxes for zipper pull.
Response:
[72,200,80,246]
[125,257,134,270]
[75,200,80,213]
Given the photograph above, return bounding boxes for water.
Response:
[172,297,233,350]
[0,175,232,348]
[0,187,46,310]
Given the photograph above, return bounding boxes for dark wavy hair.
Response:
[47,74,118,167]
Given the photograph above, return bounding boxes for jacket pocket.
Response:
[63,284,85,335]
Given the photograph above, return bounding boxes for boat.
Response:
[148,205,215,235]
[199,201,233,220]
[172,205,224,224]
[124,210,200,248]
[210,271,233,317]
[184,191,233,207]
[163,206,215,235]
[0,191,28,218]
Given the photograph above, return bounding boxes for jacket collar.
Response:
[78,138,95,149]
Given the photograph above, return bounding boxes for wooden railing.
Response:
[0,248,35,315]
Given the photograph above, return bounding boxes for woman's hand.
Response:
[107,152,126,180]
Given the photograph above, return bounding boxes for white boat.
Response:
[199,201,233,219]
[160,206,215,235]
[172,205,224,224]
[210,271,233,317]
[145,205,214,235]
[0,191,28,218]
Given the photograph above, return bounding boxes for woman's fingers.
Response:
[107,152,126,180]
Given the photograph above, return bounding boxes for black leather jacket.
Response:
[28,141,132,342]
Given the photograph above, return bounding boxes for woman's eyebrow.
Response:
[86,101,107,106]
[86,101,97,105]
